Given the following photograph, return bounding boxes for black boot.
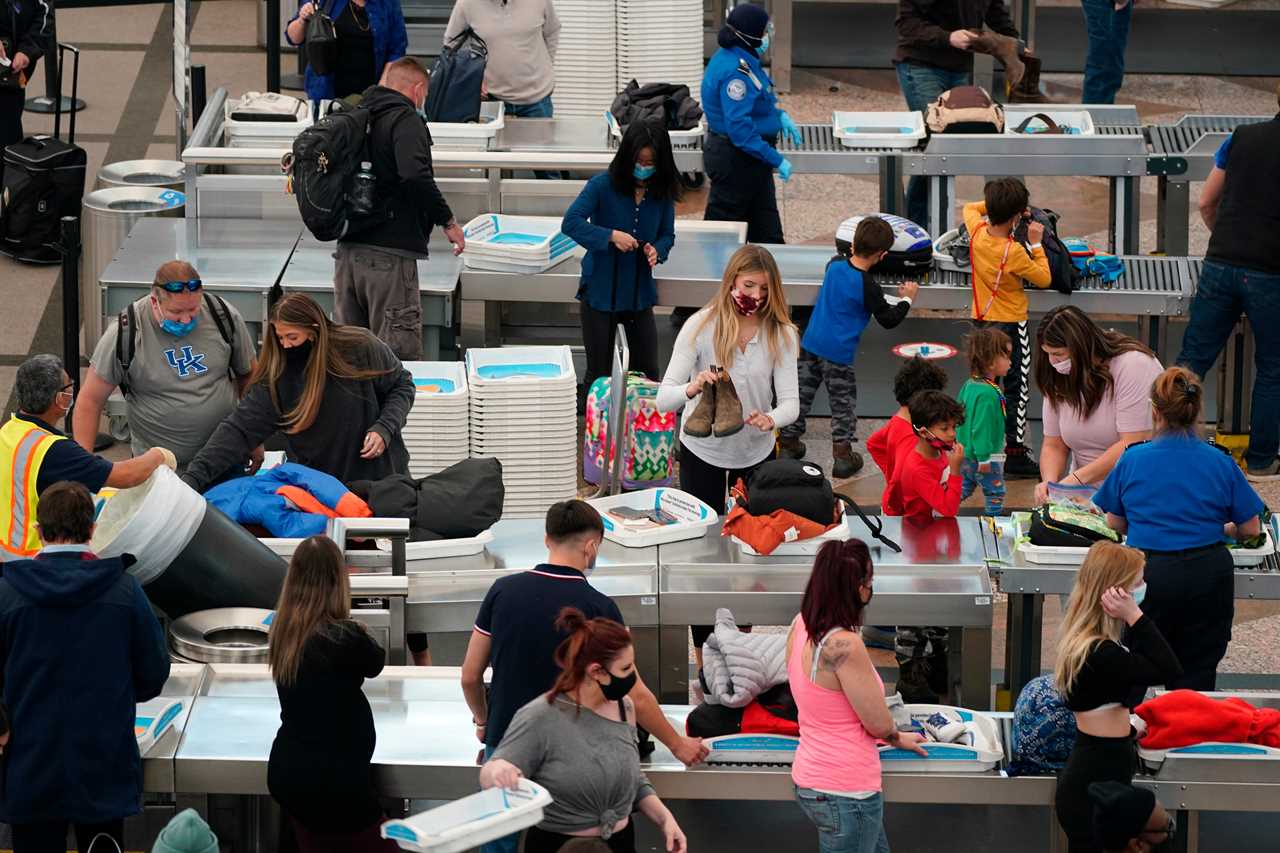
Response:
[777,436,807,460]
[927,645,951,701]
[1004,444,1041,479]
[896,657,939,705]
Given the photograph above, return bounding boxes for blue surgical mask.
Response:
[756,33,770,56]
[1131,583,1147,606]
[161,317,198,337]
[633,164,656,181]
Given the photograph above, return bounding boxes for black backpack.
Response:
[1028,505,1120,549]
[425,28,488,123]
[116,292,236,398]
[745,459,836,526]
[285,102,372,241]
[1015,207,1082,295]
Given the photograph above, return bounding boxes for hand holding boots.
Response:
[682,367,746,438]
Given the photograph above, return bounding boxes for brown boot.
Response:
[1008,53,1053,103]
[777,436,807,459]
[712,369,745,437]
[684,378,716,438]
[970,31,1025,89]
[832,442,864,479]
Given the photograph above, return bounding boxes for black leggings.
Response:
[679,442,764,648]
[12,819,124,853]
[523,822,636,853]
[580,302,659,388]
[1141,543,1234,690]
[1055,732,1137,853]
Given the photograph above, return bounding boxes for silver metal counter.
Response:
[656,517,994,710]
[143,664,208,793]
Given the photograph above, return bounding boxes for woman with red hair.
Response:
[480,609,686,853]
[787,539,927,853]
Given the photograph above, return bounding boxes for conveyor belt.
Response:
[1147,114,1270,156]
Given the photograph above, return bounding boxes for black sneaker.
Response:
[926,648,950,700]
[896,657,940,705]
[1003,445,1041,479]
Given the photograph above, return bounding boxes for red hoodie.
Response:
[886,447,963,520]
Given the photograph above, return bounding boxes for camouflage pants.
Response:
[780,348,859,443]
[895,626,950,663]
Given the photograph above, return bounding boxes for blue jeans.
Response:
[504,95,560,179]
[894,62,970,229]
[960,458,1006,515]
[479,745,520,853]
[795,788,891,853]
[1177,260,1280,470]
[1080,0,1132,104]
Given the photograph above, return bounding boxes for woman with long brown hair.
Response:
[1093,366,1264,690]
[1053,541,1181,853]
[1033,305,1163,505]
[266,535,394,853]
[480,608,686,853]
[180,293,415,492]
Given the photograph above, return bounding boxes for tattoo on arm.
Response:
[819,638,851,672]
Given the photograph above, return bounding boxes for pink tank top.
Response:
[788,616,884,793]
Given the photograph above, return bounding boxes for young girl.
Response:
[1093,366,1264,690]
[1054,541,1182,853]
[957,328,1013,515]
[267,536,394,853]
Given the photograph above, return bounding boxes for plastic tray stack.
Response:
[616,0,704,99]
[466,347,579,519]
[402,361,469,479]
[552,0,619,117]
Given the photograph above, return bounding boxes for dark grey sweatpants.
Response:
[333,244,423,360]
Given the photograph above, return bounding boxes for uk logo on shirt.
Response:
[165,346,209,378]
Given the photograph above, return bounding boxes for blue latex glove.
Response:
[778,158,793,182]
[779,111,802,146]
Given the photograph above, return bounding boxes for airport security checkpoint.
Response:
[0,0,1278,851]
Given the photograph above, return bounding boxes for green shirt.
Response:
[957,378,1006,463]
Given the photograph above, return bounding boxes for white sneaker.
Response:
[1246,461,1280,483]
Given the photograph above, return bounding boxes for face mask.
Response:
[920,427,954,454]
[1052,357,1073,375]
[756,33,770,56]
[633,163,656,181]
[732,289,765,317]
[161,317,198,337]
[598,668,638,701]
[1131,582,1147,606]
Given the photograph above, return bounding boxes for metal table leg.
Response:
[1156,177,1191,257]
[659,625,692,704]
[1002,592,1043,710]
[460,299,501,349]
[956,625,993,711]
[879,154,905,216]
[1110,175,1141,255]
[927,176,955,242]
[772,0,793,93]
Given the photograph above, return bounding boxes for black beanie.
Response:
[718,3,769,49]
[1089,782,1155,850]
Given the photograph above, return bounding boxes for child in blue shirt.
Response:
[777,217,919,479]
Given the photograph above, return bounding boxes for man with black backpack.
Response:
[334,57,465,361]
[72,261,261,479]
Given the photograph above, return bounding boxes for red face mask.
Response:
[732,289,766,316]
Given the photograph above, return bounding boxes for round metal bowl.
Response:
[169,607,273,663]
[96,159,186,191]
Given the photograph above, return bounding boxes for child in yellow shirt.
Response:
[962,177,1052,479]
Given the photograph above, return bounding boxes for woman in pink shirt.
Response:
[787,540,927,853]
[1033,306,1164,505]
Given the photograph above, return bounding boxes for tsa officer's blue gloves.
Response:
[779,111,802,146]
[778,158,794,182]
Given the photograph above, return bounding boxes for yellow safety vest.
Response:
[0,415,66,560]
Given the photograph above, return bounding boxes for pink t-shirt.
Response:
[1042,350,1164,477]
[788,617,884,793]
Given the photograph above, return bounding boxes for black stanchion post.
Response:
[25,21,85,114]
[57,216,82,395]
[266,0,281,93]
[191,64,208,127]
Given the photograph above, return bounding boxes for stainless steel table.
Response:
[657,517,995,709]
[143,663,208,794]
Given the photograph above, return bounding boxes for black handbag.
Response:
[304,0,340,77]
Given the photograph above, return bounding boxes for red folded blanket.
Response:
[1135,689,1280,750]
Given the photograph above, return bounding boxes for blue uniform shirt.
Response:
[701,46,784,167]
[1093,434,1265,551]
[1214,136,1232,169]
[561,173,676,313]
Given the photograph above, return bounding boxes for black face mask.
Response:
[284,340,314,367]
[599,669,638,701]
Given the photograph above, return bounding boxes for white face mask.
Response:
[1052,357,1073,375]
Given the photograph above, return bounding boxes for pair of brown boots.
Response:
[684,368,744,438]
[968,31,1052,103]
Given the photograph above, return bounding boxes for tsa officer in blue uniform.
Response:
[701,3,801,246]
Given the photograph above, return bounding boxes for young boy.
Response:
[885,389,967,702]
[963,177,1052,480]
[869,356,949,514]
[958,328,1014,515]
[777,216,920,479]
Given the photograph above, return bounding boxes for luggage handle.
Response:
[52,43,80,145]
[588,322,631,499]
[1014,113,1061,135]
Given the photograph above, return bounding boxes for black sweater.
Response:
[182,330,414,492]
[268,620,386,834]
[1063,616,1183,713]
[894,0,1019,73]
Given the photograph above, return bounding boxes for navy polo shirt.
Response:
[1093,435,1265,551]
[13,413,113,496]
[475,563,625,751]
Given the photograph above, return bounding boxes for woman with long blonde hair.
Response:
[267,535,394,853]
[656,244,799,659]
[1053,541,1181,853]
[180,293,415,492]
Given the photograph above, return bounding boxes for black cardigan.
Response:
[1063,616,1183,713]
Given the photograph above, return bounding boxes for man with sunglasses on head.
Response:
[73,260,260,480]
[1,355,173,562]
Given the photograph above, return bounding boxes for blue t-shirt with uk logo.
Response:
[89,295,256,467]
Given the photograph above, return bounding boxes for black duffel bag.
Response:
[425,28,488,123]
[1028,504,1120,549]
[744,459,835,527]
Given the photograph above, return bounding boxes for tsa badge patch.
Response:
[726,79,748,101]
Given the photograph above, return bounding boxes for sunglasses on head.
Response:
[157,279,203,293]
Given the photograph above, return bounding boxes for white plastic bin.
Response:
[381,781,552,853]
[606,111,705,144]
[461,215,584,274]
[428,101,506,151]
[832,111,926,149]
[733,511,852,556]
[590,488,718,547]
[880,704,1004,773]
